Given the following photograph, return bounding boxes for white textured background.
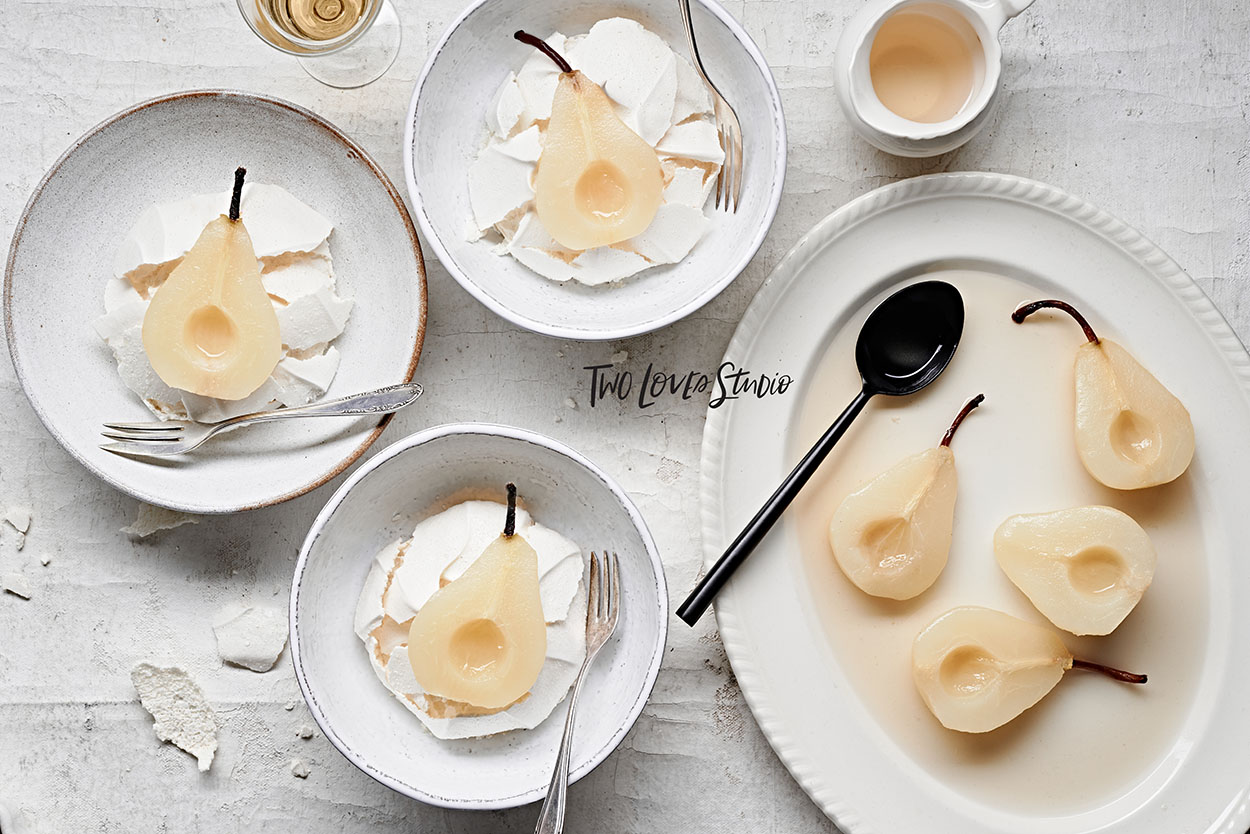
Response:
[1,1,1248,831]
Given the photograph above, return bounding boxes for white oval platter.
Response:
[701,172,1250,834]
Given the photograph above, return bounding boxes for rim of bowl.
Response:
[289,422,670,809]
[3,89,428,514]
[847,0,1003,141]
[402,0,787,341]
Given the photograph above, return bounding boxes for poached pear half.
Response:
[406,484,547,709]
[1013,299,1194,490]
[515,30,663,251]
[912,606,1146,733]
[141,167,282,400]
[828,395,983,600]
[995,505,1156,636]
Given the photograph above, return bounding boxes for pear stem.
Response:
[514,30,573,73]
[1071,657,1147,684]
[228,167,247,222]
[940,393,985,448]
[503,482,518,537]
[1012,299,1100,344]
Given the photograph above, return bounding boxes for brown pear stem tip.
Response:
[940,394,985,447]
[514,30,573,73]
[1011,299,1100,344]
[1072,657,1147,684]
[228,167,247,222]
[503,482,518,537]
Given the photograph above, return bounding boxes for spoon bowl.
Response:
[858,280,965,394]
[677,280,964,624]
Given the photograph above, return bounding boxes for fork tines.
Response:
[587,550,621,626]
[714,99,744,213]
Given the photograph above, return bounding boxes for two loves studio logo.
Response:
[583,361,794,409]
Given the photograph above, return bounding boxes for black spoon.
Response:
[677,280,965,626]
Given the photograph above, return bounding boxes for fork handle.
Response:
[534,658,592,834]
[677,0,710,82]
[217,382,423,430]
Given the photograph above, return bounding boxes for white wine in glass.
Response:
[239,0,401,88]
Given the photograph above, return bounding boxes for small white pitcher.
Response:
[834,0,1035,157]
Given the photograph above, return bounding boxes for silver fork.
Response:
[100,382,423,458]
[534,550,621,834]
[678,0,744,212]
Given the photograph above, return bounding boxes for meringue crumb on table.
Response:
[213,605,289,672]
[130,664,218,772]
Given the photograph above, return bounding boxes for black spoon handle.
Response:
[677,387,874,626]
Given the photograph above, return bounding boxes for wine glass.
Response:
[237,0,401,89]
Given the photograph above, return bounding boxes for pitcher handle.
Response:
[973,0,1036,27]
[998,0,1036,16]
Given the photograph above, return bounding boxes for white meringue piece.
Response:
[121,504,199,538]
[114,183,332,284]
[353,557,393,641]
[495,124,544,163]
[276,286,353,353]
[263,246,335,304]
[3,507,32,535]
[657,120,726,164]
[663,164,715,209]
[487,71,527,138]
[271,348,341,408]
[626,203,710,264]
[213,605,288,672]
[468,143,537,233]
[99,321,186,415]
[104,275,142,313]
[672,53,714,125]
[179,377,285,424]
[569,18,678,146]
[131,664,217,772]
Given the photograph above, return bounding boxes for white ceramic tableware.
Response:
[834,0,1035,157]
[404,0,786,340]
[702,172,1250,833]
[4,90,427,514]
[290,423,668,809]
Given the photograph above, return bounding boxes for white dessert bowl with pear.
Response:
[291,424,667,808]
[405,0,785,339]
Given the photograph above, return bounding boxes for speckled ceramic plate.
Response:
[291,424,668,809]
[702,173,1250,833]
[5,90,427,514]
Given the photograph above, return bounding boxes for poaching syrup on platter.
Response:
[789,270,1207,814]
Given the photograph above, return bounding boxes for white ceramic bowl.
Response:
[4,90,427,513]
[404,0,786,340]
[290,423,668,809]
